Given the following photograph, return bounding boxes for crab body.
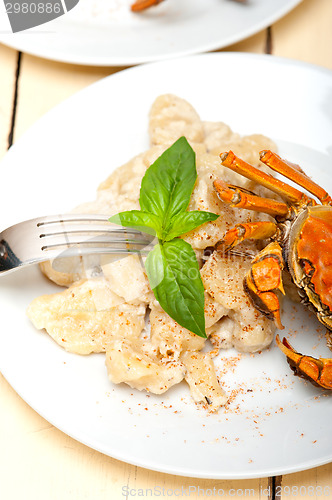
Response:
[214,150,332,389]
[287,205,332,331]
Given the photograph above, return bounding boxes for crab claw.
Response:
[276,335,332,389]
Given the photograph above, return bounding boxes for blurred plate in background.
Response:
[0,0,302,66]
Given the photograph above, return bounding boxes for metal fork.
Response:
[0,214,155,275]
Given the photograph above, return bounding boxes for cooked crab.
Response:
[213,149,332,390]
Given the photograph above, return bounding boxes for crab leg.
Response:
[276,335,332,389]
[214,179,290,217]
[216,221,278,251]
[244,242,285,329]
[131,0,164,11]
[220,151,310,206]
[260,150,332,205]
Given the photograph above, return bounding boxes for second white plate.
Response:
[0,0,302,65]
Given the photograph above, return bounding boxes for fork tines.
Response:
[0,214,156,275]
[37,214,154,254]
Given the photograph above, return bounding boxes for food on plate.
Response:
[28,94,281,412]
[215,149,332,389]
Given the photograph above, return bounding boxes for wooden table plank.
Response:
[0,44,19,157]
[279,464,332,500]
[273,0,332,70]
[225,30,268,55]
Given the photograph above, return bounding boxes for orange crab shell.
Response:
[276,335,332,389]
[287,205,332,330]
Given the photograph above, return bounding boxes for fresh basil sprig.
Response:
[109,136,219,338]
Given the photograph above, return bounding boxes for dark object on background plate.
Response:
[131,0,247,12]
[131,0,165,12]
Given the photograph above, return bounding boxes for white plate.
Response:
[1,53,332,479]
[0,0,302,66]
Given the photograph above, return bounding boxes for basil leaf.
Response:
[164,211,219,241]
[109,210,161,237]
[145,239,207,338]
[107,137,220,338]
[140,137,196,226]
[143,243,165,290]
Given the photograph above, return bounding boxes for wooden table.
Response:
[0,0,332,498]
